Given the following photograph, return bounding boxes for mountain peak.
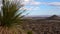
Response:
[47,15,60,20]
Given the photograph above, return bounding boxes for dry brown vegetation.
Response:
[22,15,60,34]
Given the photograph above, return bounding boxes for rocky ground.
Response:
[21,15,60,34]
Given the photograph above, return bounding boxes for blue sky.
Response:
[36,0,60,2]
[22,0,60,16]
[0,0,60,16]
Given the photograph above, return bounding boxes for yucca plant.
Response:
[0,0,26,34]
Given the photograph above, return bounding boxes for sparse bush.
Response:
[27,31,33,34]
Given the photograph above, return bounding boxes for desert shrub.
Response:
[27,31,33,34]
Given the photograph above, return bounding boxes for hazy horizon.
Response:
[25,15,60,17]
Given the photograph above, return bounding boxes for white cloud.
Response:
[23,0,41,6]
[24,0,30,2]
[30,1,40,6]
[44,2,60,6]
[23,0,60,6]
[1,0,60,12]
[25,6,40,11]
[23,0,60,11]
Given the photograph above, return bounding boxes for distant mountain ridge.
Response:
[23,15,60,20]
[47,15,60,20]
[23,15,50,19]
[25,15,51,17]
